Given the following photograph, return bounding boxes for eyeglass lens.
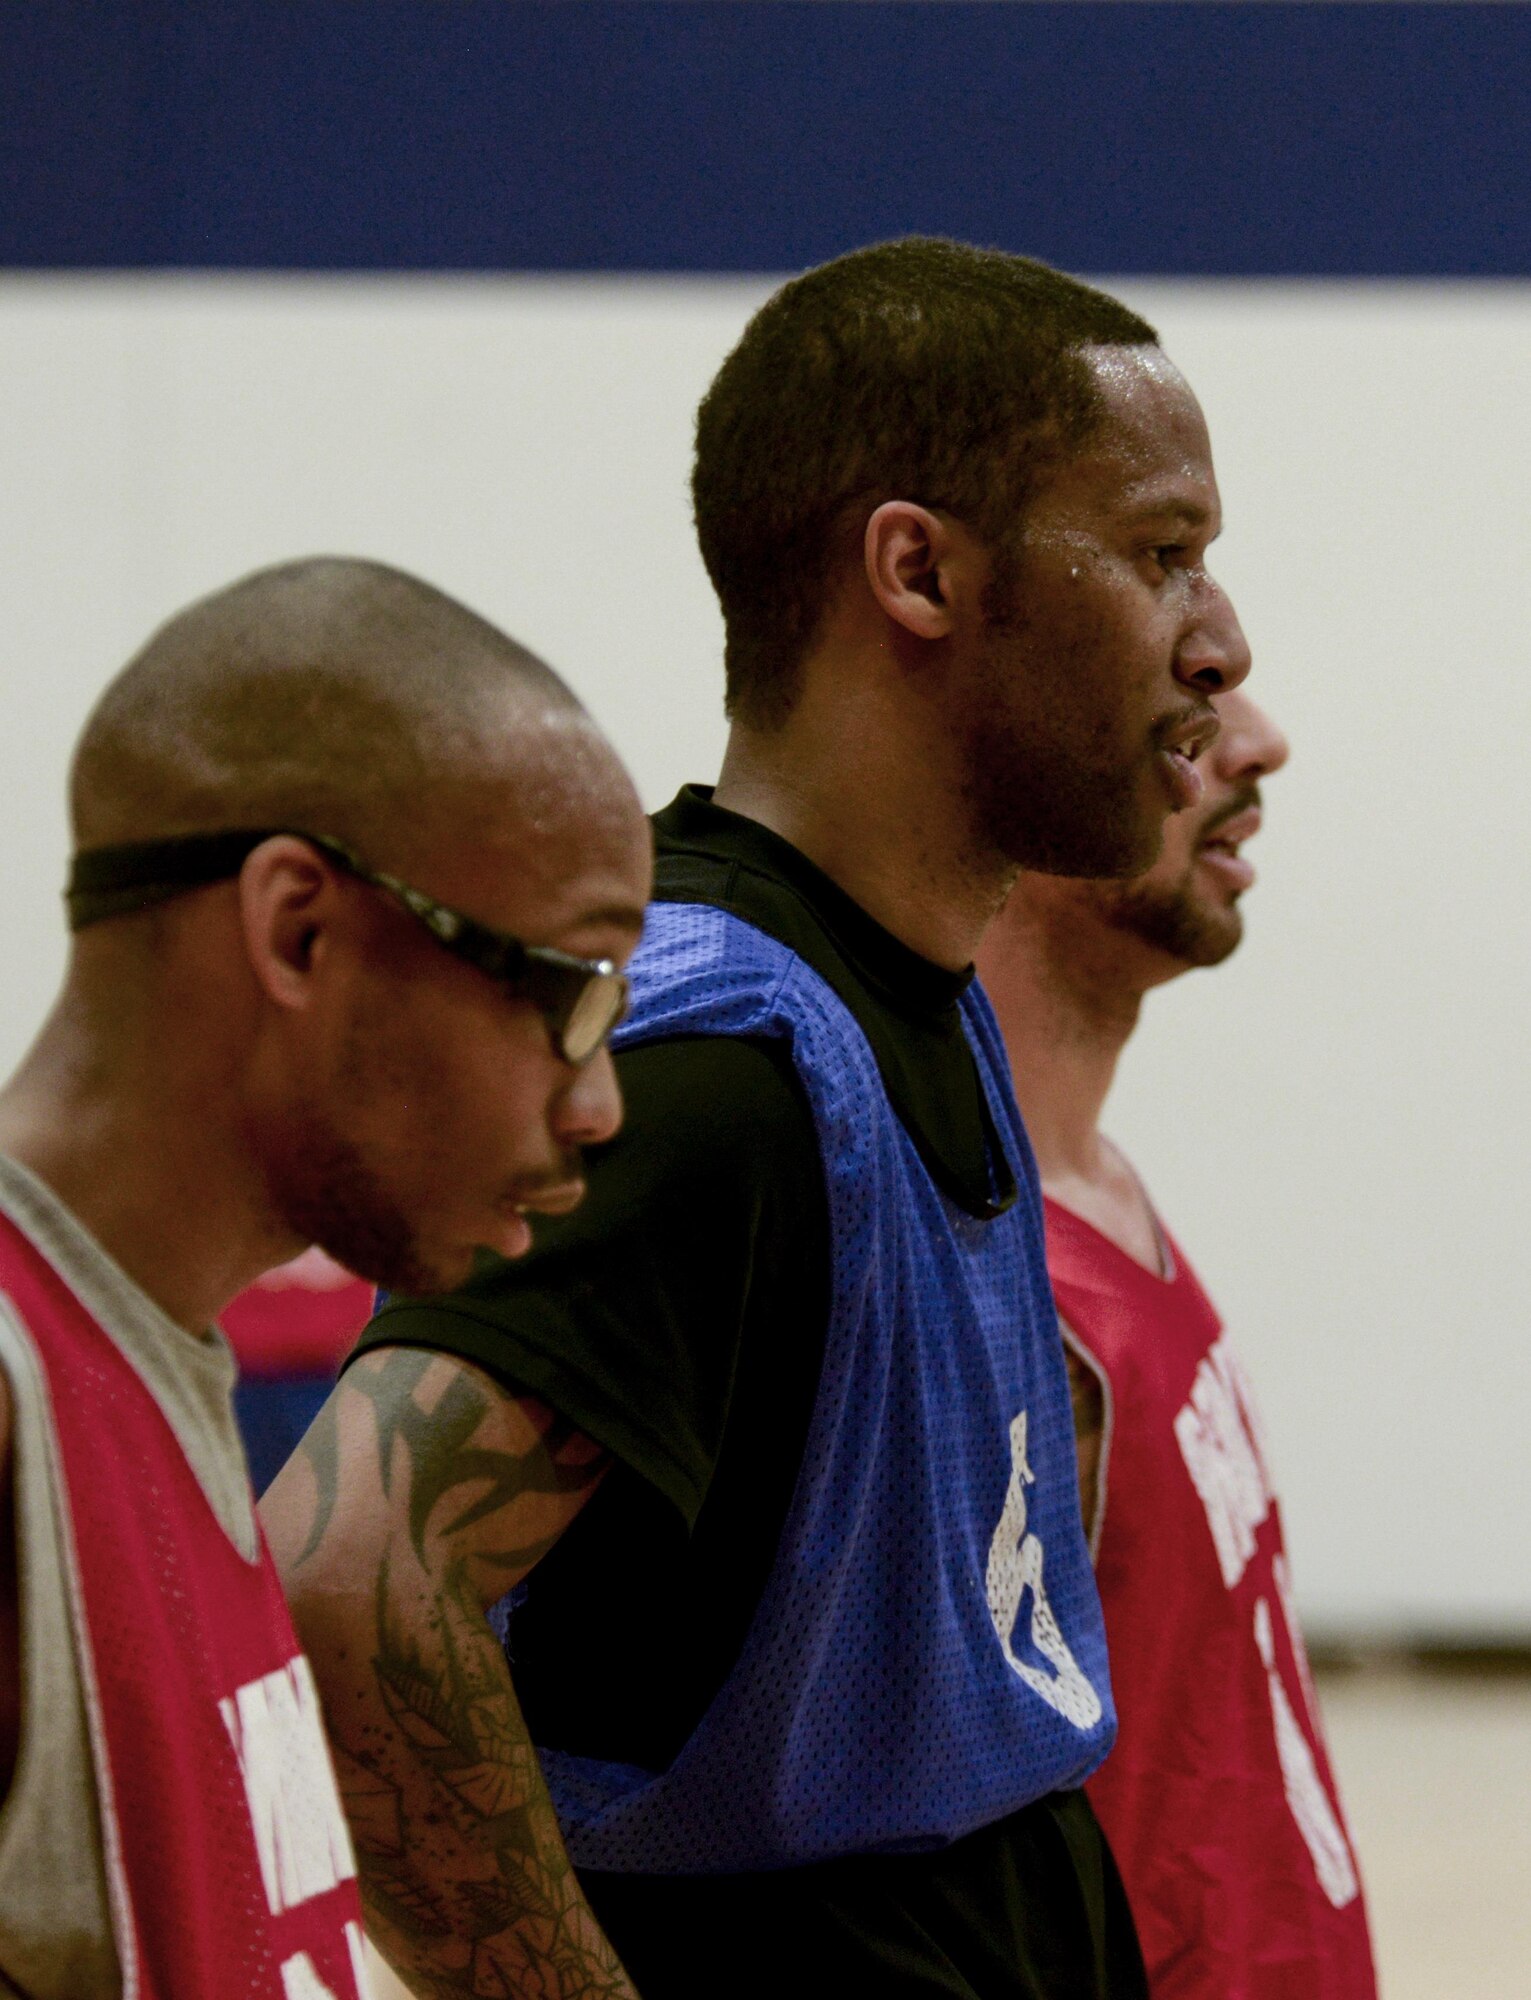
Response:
[559,972,628,1065]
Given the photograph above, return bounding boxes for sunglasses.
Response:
[65,827,630,1067]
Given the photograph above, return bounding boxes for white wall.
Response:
[2,274,1526,1635]
[1101,282,1531,1638]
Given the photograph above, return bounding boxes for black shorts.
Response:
[580,1790,1148,1999]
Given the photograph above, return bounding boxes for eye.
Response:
[1149,543,1187,570]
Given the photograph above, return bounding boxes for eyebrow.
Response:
[583,902,649,933]
[1125,496,1215,531]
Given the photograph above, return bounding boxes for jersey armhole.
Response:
[0,1300,130,1999]
[1058,1314,1114,1562]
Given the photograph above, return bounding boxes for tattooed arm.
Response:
[261,1344,638,2000]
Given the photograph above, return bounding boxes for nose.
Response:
[551,1044,625,1151]
[1174,575,1252,698]
[1209,687,1290,782]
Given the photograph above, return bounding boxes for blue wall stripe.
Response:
[4,3,1529,277]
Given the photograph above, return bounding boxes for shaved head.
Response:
[70,556,611,873]
[4,554,652,1315]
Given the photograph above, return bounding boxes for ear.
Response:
[863,501,965,642]
[236,836,341,1012]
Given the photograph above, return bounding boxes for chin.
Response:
[1089,791,1178,880]
[397,1238,479,1299]
[1009,817,1165,883]
[1169,905,1245,967]
[307,1220,456,1302]
[1102,882,1244,967]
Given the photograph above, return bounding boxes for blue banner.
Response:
[3,3,1528,275]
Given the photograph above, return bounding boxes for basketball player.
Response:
[976,689,1379,1996]
[265,239,1250,1998]
[0,558,649,1999]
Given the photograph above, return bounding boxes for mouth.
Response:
[483,1178,587,1260]
[1197,803,1262,891]
[1154,708,1219,812]
[512,1181,587,1219]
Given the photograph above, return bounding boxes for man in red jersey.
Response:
[0,558,650,2000]
[977,687,1379,1999]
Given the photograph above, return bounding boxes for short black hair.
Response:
[692,237,1158,729]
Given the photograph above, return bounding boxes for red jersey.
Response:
[0,1207,367,2000]
[222,1249,373,1379]
[1044,1197,1377,2000]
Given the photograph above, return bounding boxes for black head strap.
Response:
[65,830,283,930]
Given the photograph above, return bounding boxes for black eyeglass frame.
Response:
[64,826,630,1067]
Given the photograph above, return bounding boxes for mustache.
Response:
[1195,782,1262,840]
[498,1152,585,1207]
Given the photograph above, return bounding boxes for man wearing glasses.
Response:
[0,556,649,2000]
[268,241,1254,2000]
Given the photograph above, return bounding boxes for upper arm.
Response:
[261,1344,610,1614]
[353,1034,825,1527]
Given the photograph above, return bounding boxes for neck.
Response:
[0,982,298,1334]
[982,916,1142,1190]
[976,892,1171,1273]
[714,692,1012,974]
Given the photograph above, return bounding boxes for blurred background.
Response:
[3,4,1527,1992]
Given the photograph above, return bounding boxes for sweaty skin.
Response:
[285,330,1249,1997]
[715,346,1249,973]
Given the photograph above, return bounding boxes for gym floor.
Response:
[365,1662,1531,1998]
[1319,1661,1531,1999]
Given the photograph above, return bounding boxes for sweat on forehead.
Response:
[69,557,594,858]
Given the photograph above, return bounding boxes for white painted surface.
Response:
[1103,282,1531,1637]
[1,274,1526,1633]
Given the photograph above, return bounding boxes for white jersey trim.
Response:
[0,1297,132,1999]
[0,1155,257,1562]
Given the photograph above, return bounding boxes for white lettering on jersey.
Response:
[281,1954,339,2000]
[278,1925,371,2000]
[1173,1335,1273,1588]
[1254,1598,1360,1908]
[1273,1550,1322,1724]
[345,1919,371,1994]
[985,1411,1103,1729]
[220,1655,358,1917]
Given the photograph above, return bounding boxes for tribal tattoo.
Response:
[280,1346,629,2000]
[297,1347,595,1569]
